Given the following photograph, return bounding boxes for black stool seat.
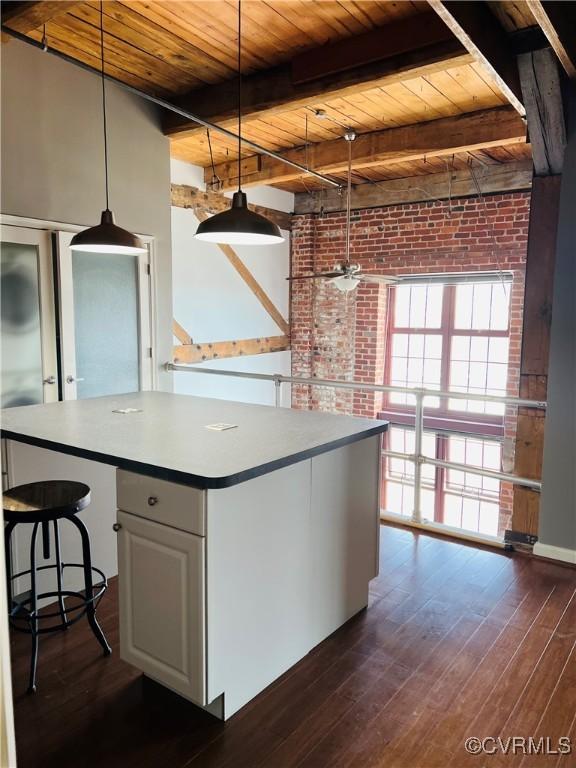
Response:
[3,479,110,693]
[3,480,90,523]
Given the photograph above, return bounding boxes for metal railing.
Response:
[166,362,546,530]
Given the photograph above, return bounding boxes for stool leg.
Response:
[53,520,68,629]
[4,521,16,612]
[28,522,40,694]
[68,515,111,656]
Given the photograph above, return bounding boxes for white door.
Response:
[56,231,153,401]
[0,224,58,409]
[116,510,206,705]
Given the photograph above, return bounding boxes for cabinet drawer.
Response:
[117,469,205,536]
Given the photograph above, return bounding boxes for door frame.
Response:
[0,223,59,405]
[55,231,154,400]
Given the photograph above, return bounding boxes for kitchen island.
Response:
[2,392,388,719]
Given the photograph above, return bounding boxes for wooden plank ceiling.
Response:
[2,0,549,194]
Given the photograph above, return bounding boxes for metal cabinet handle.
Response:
[147,496,159,506]
[43,376,56,385]
[66,375,85,384]
[112,523,122,532]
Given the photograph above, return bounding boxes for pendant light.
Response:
[331,130,360,293]
[70,2,145,254]
[195,0,284,245]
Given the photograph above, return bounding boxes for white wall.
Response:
[1,40,173,389]
[1,41,173,594]
[171,159,293,407]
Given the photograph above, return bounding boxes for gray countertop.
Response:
[1,392,388,488]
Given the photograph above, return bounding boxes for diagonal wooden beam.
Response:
[173,319,192,346]
[1,1,82,34]
[173,336,290,364]
[525,0,576,80]
[194,209,290,336]
[427,0,525,116]
[210,107,527,190]
[171,183,292,231]
[294,160,533,214]
[163,11,469,139]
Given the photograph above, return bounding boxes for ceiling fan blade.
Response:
[357,274,399,285]
[286,272,344,281]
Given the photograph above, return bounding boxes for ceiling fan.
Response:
[288,129,398,292]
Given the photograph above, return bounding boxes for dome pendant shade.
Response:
[195,191,284,245]
[70,209,146,254]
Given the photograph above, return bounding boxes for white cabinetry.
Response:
[115,435,380,720]
[116,510,206,705]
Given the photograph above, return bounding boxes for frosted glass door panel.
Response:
[1,242,43,408]
[71,251,140,399]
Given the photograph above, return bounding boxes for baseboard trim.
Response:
[533,542,576,565]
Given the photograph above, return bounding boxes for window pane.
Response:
[479,502,499,536]
[454,285,473,329]
[470,336,488,362]
[455,282,511,331]
[448,333,509,414]
[409,286,427,327]
[446,435,501,500]
[489,337,509,364]
[421,488,436,519]
[394,285,443,329]
[392,335,408,357]
[425,286,443,328]
[394,285,411,327]
[424,335,442,359]
[471,284,492,329]
[490,283,511,330]
[408,334,424,358]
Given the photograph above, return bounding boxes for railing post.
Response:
[412,390,425,524]
[273,375,282,408]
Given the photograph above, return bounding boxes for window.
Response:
[382,426,503,537]
[384,277,512,424]
[380,275,514,538]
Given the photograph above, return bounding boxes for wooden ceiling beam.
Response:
[163,11,470,140]
[426,0,526,116]
[1,1,82,34]
[171,183,292,231]
[525,0,576,80]
[294,160,533,214]
[208,107,527,190]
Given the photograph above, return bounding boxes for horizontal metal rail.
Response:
[166,363,547,409]
[381,450,541,491]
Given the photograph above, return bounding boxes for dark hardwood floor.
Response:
[10,525,576,768]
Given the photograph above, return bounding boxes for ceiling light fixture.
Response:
[70,2,145,255]
[195,0,284,246]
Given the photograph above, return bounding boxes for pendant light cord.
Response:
[100,0,110,211]
[346,136,352,267]
[237,0,242,191]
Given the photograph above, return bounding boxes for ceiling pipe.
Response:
[1,25,342,190]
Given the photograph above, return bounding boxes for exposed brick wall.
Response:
[291,191,531,534]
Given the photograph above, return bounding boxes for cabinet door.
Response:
[117,510,206,705]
